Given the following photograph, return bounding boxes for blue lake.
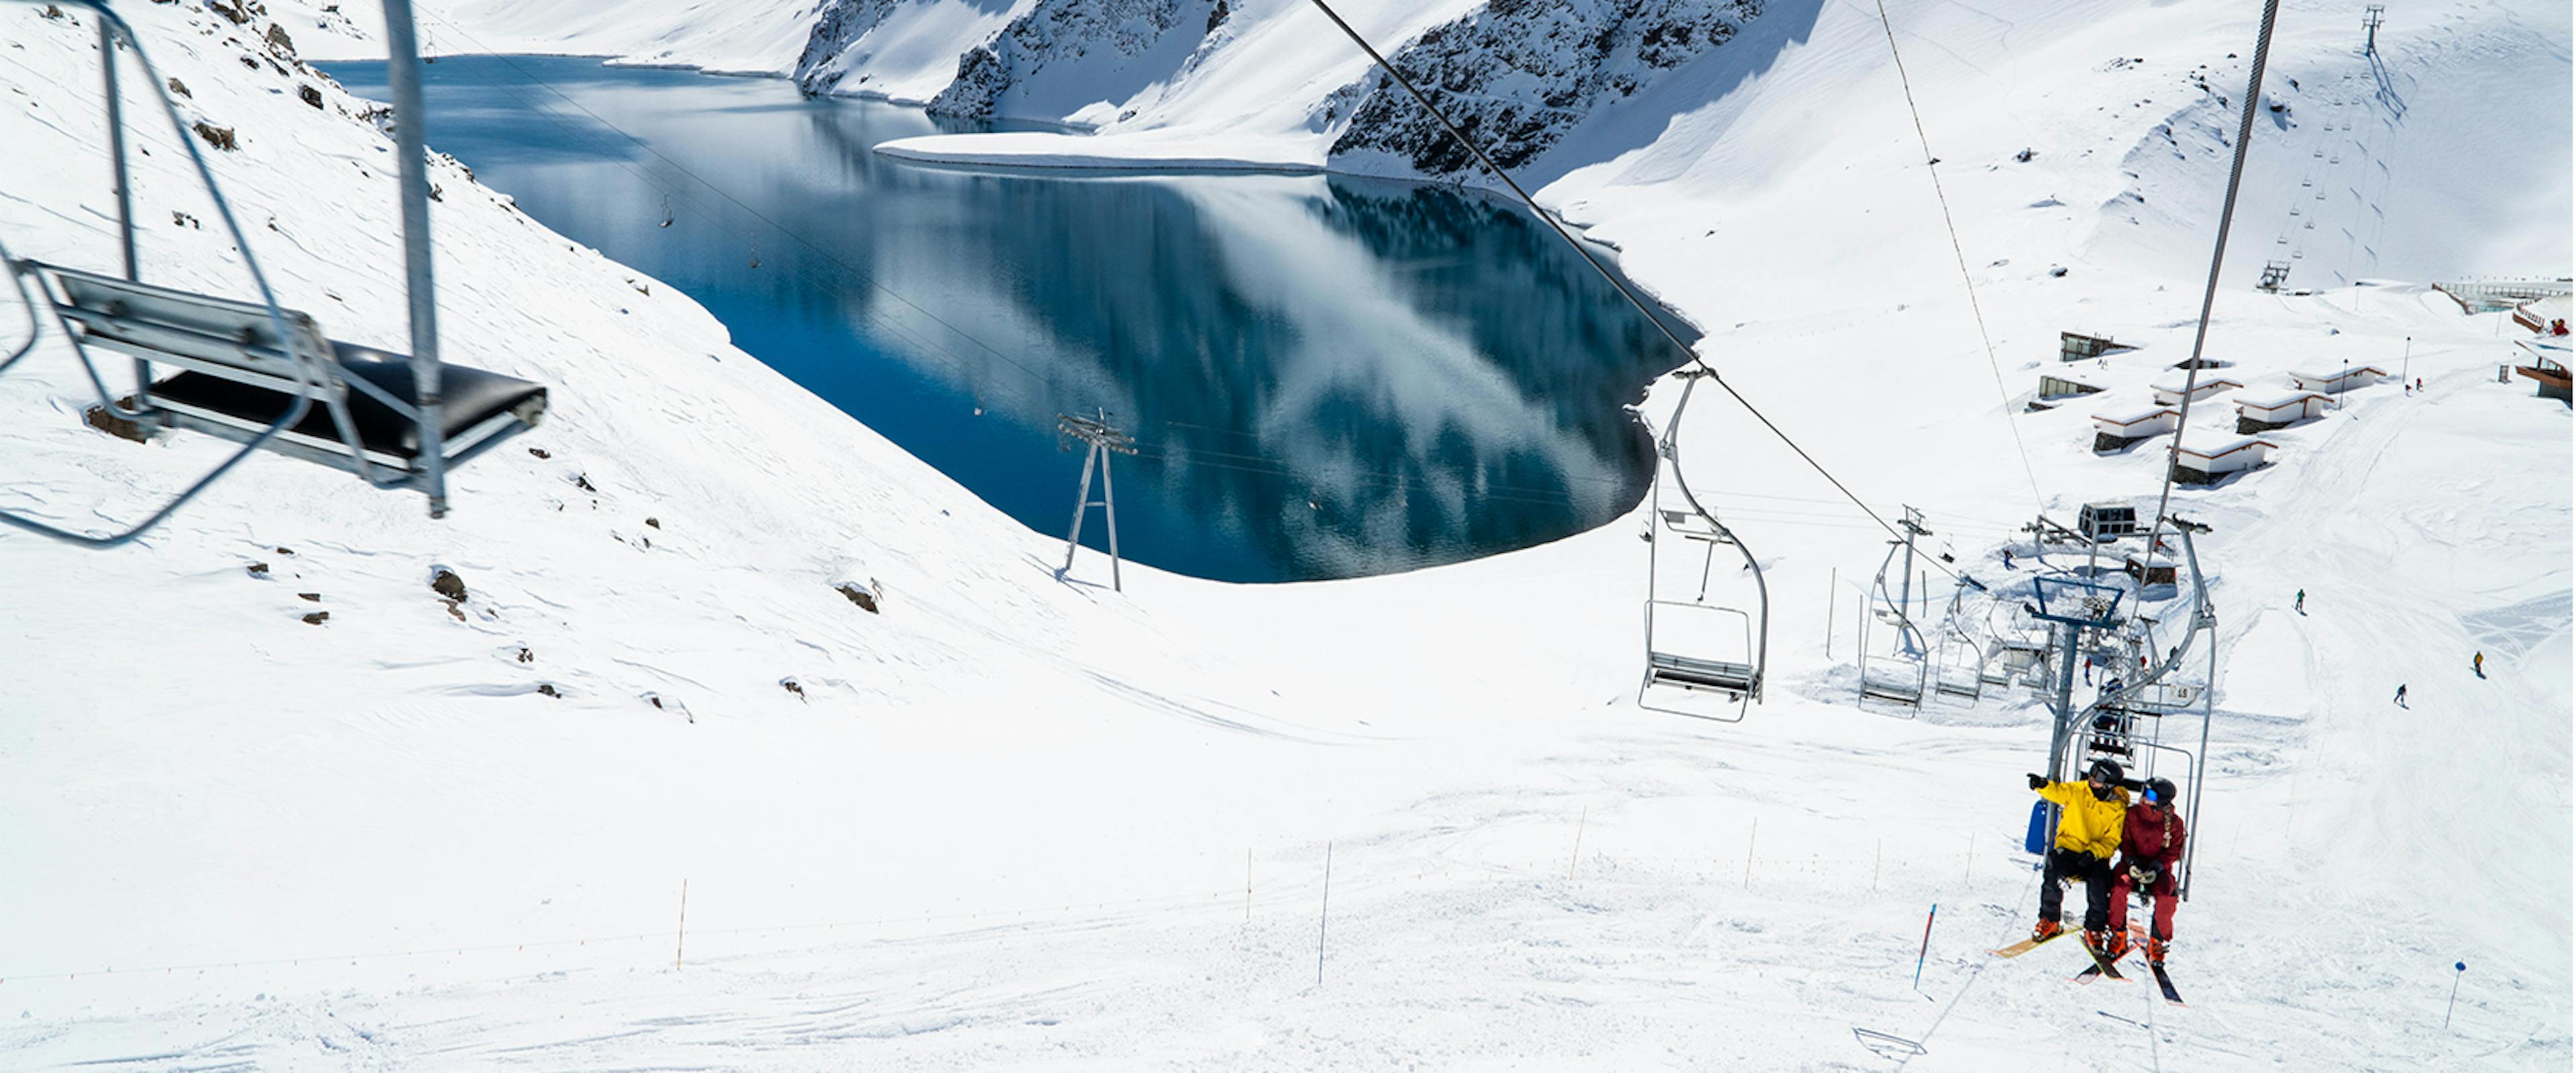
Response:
[329,56,1690,583]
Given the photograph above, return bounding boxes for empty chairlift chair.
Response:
[0,0,545,547]
[1638,369,1768,721]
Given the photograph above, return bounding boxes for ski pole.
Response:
[2445,960,2465,1028]
[1913,903,1937,990]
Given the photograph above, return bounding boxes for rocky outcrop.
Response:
[926,0,1221,118]
[792,0,910,94]
[1328,0,1762,175]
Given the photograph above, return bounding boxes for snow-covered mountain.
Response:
[1327,0,1763,177]
[2,0,2567,1068]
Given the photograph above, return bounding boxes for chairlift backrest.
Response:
[38,263,333,392]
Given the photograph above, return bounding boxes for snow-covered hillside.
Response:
[1,0,2567,1068]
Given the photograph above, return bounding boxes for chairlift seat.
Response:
[1647,651,1757,695]
[35,262,544,476]
[155,343,544,466]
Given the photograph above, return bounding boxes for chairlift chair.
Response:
[0,0,545,549]
[1639,369,1768,721]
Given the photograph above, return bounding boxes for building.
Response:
[2235,390,2330,433]
[2511,293,2571,335]
[2288,364,2387,394]
[2060,331,2126,362]
[2513,341,2571,402]
[2032,373,2104,410]
[2092,406,2180,453]
[2170,436,2277,485]
[2123,553,2178,587]
[2150,376,2243,407]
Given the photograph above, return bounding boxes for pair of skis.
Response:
[1991,928,2184,1005]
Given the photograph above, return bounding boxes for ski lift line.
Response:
[1300,0,1964,585]
[2140,0,2282,575]
[1867,0,2047,518]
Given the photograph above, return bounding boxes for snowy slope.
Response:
[1,0,2568,1069]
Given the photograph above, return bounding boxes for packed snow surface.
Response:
[1,0,2567,1069]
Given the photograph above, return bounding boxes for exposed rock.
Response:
[781,677,807,701]
[537,683,559,698]
[1330,0,1762,176]
[429,567,467,602]
[573,473,596,492]
[166,76,191,99]
[792,0,908,94]
[192,120,237,151]
[263,22,294,58]
[297,592,321,602]
[927,0,1220,117]
[246,562,270,577]
[82,399,150,443]
[301,610,329,626]
[527,446,551,459]
[836,580,881,613]
[644,516,661,529]
[299,84,322,109]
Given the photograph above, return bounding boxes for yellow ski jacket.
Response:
[2036,780,2131,859]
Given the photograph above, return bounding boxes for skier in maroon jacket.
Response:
[2105,777,2186,965]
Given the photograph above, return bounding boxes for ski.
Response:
[1991,930,2072,958]
[2149,962,2184,1005]
[2073,943,2129,983]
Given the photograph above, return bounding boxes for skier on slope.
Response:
[2104,777,2187,966]
[2025,758,2131,953]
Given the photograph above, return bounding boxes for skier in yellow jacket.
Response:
[2026,758,2131,953]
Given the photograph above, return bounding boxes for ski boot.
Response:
[2031,918,2065,943]
[2082,928,2111,958]
[2098,929,2131,962]
[2143,936,2167,966]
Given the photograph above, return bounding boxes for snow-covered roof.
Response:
[2092,406,2178,427]
[2151,376,2243,393]
[2174,435,2278,462]
[2237,390,2328,411]
[2290,364,2389,380]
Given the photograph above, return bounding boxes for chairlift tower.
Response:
[1057,410,1138,591]
[1896,505,1930,631]
[2363,5,2385,54]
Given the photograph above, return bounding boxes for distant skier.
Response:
[2104,777,2186,966]
[2025,759,2131,952]
[2474,651,2485,677]
[2295,589,2305,614]
[2002,549,2016,570]
[2394,683,2408,707]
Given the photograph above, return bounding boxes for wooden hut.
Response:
[2513,343,2571,402]
[2123,553,2178,587]
[2092,406,2179,453]
[2235,390,2329,433]
[2287,364,2387,395]
[2170,436,2276,485]
[2150,376,2243,406]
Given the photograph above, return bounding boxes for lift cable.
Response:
[1869,0,2048,516]
[2140,0,2282,573]
[1301,0,1968,585]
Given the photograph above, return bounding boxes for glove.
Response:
[2027,773,2048,790]
[2127,864,2159,886]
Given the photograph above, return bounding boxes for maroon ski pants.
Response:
[2109,867,2178,942]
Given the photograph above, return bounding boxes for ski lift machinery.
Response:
[1638,368,1768,721]
[0,0,547,547]
[2031,515,2219,899]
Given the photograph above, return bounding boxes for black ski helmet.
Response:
[2149,777,2178,806]
[2086,758,2124,785]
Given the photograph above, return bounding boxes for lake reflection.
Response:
[329,56,1688,582]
